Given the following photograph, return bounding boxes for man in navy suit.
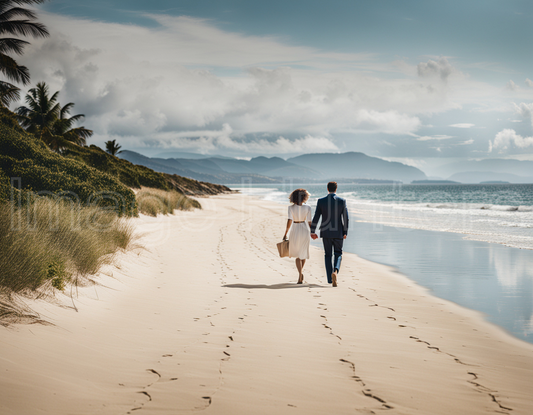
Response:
[310,182,349,287]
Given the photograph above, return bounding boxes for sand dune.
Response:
[1,194,532,414]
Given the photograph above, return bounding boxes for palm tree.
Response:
[51,102,93,149]
[105,139,122,156]
[0,0,49,107]
[16,81,93,152]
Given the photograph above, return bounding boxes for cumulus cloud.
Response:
[526,78,533,88]
[506,80,519,91]
[513,102,533,120]
[449,123,475,128]
[489,129,533,152]
[13,13,474,155]
[417,57,456,81]
[351,110,421,134]
[100,125,339,154]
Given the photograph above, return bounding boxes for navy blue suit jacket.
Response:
[310,193,349,238]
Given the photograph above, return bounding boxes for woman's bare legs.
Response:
[296,258,306,284]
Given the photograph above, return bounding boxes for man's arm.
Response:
[342,200,349,239]
[310,200,321,239]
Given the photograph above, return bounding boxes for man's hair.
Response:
[289,188,310,205]
[327,181,337,193]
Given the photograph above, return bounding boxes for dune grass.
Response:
[0,197,134,296]
[136,188,201,216]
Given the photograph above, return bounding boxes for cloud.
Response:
[449,123,475,128]
[489,129,533,152]
[526,78,533,88]
[513,102,533,119]
[458,139,474,145]
[417,57,456,81]
[351,110,421,135]
[99,124,339,155]
[512,102,533,129]
[416,135,453,141]
[506,80,519,91]
[382,157,426,169]
[12,12,495,156]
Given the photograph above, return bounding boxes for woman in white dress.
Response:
[282,188,312,284]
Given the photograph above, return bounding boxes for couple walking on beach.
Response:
[282,181,349,287]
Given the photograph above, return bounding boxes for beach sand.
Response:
[1,193,532,415]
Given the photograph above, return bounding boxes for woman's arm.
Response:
[283,219,292,240]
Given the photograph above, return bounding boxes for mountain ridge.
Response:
[120,150,428,183]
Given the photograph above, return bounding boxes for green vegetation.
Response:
[105,139,122,156]
[63,141,230,195]
[137,187,201,216]
[0,108,137,216]
[0,197,134,294]
[0,0,49,107]
[16,82,93,152]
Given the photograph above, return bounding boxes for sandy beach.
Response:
[1,193,533,415]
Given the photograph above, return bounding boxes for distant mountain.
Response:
[119,151,277,184]
[152,151,210,159]
[448,171,533,184]
[288,152,427,182]
[412,180,460,184]
[207,156,321,179]
[436,158,533,179]
[120,151,427,183]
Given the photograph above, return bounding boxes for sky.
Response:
[14,0,533,174]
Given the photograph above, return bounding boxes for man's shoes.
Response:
[332,270,338,287]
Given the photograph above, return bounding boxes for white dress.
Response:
[288,204,312,259]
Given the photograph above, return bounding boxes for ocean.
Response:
[235,183,533,344]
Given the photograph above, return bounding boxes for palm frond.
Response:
[0,37,29,55]
[64,113,84,124]
[0,6,38,22]
[0,52,29,83]
[0,0,47,11]
[0,19,48,37]
[59,101,75,118]
[0,79,19,106]
[66,126,93,141]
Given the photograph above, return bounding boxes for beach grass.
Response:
[137,187,201,216]
[0,197,134,295]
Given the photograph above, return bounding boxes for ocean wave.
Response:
[351,199,532,213]
[497,221,533,228]
[487,205,519,211]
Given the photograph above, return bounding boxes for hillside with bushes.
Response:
[0,108,230,213]
[0,108,137,215]
[0,107,228,312]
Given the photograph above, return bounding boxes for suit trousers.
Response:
[322,237,343,283]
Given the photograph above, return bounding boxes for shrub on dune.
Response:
[137,188,201,217]
[0,197,134,295]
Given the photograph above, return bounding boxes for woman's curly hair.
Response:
[289,188,310,205]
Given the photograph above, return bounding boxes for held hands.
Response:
[308,233,344,240]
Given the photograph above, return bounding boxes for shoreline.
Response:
[331,221,533,345]
[1,194,532,414]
